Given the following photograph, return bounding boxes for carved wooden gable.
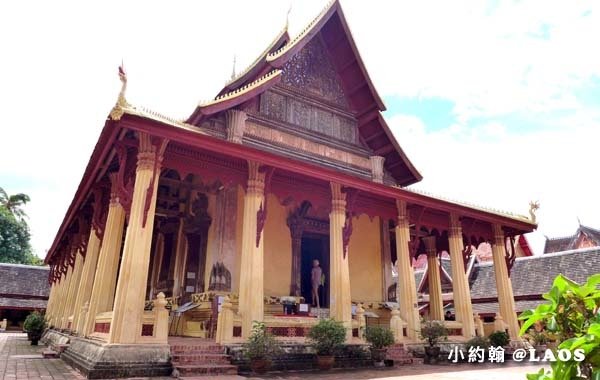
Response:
[259,38,362,148]
[281,37,349,109]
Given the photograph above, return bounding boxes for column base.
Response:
[44,329,172,379]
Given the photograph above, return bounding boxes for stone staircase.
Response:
[170,342,238,377]
[386,344,423,365]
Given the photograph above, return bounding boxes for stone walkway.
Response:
[0,332,546,379]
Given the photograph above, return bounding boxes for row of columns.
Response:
[418,218,519,340]
[45,131,520,343]
[46,132,167,344]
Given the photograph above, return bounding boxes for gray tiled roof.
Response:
[472,299,542,314]
[0,297,47,310]
[470,247,600,299]
[0,263,50,298]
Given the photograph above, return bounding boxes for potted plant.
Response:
[242,322,280,374]
[465,336,490,362]
[420,320,448,364]
[307,319,347,370]
[488,330,510,347]
[365,326,394,367]
[526,328,549,354]
[23,312,46,346]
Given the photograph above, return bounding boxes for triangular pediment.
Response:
[188,0,422,186]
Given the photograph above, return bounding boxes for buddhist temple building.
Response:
[543,223,600,253]
[0,263,49,331]
[42,1,537,377]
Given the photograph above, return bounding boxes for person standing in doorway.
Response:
[311,259,323,308]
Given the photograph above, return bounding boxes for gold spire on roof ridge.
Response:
[225,2,292,90]
[230,54,237,80]
[267,0,336,61]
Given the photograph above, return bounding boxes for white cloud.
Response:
[389,113,600,254]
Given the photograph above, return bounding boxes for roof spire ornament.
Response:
[109,62,131,121]
[230,55,237,80]
[529,200,540,224]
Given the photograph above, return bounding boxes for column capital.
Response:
[136,132,168,171]
[246,161,266,195]
[395,199,409,227]
[492,224,504,245]
[369,156,385,183]
[330,182,346,213]
[108,173,123,206]
[449,213,462,238]
[422,235,437,257]
[225,109,247,144]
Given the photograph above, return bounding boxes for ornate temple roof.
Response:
[543,224,600,254]
[187,0,422,186]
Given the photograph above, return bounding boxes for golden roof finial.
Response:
[230,54,237,80]
[109,61,131,121]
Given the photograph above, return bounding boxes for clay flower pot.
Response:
[371,348,387,364]
[316,355,335,370]
[250,358,271,374]
[424,346,441,364]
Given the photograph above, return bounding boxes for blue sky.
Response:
[1,0,599,258]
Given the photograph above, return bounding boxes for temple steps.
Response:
[171,343,238,377]
[171,353,232,365]
[386,344,422,365]
[174,364,239,376]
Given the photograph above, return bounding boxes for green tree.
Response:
[0,187,31,219]
[0,207,40,265]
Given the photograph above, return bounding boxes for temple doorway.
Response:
[300,233,329,308]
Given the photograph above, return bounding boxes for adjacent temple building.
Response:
[43,1,537,377]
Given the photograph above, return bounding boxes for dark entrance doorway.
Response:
[301,233,329,308]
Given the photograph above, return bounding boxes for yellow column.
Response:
[491,224,520,340]
[109,134,165,344]
[448,214,475,338]
[83,175,126,336]
[62,250,85,329]
[171,219,186,300]
[53,269,70,328]
[238,161,265,338]
[46,283,57,325]
[394,200,420,340]
[423,236,443,320]
[329,182,352,338]
[72,227,102,335]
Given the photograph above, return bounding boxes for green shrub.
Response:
[365,326,394,349]
[420,320,448,347]
[465,336,490,351]
[519,274,600,379]
[307,319,347,356]
[23,312,45,333]
[242,322,281,360]
[488,331,510,347]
